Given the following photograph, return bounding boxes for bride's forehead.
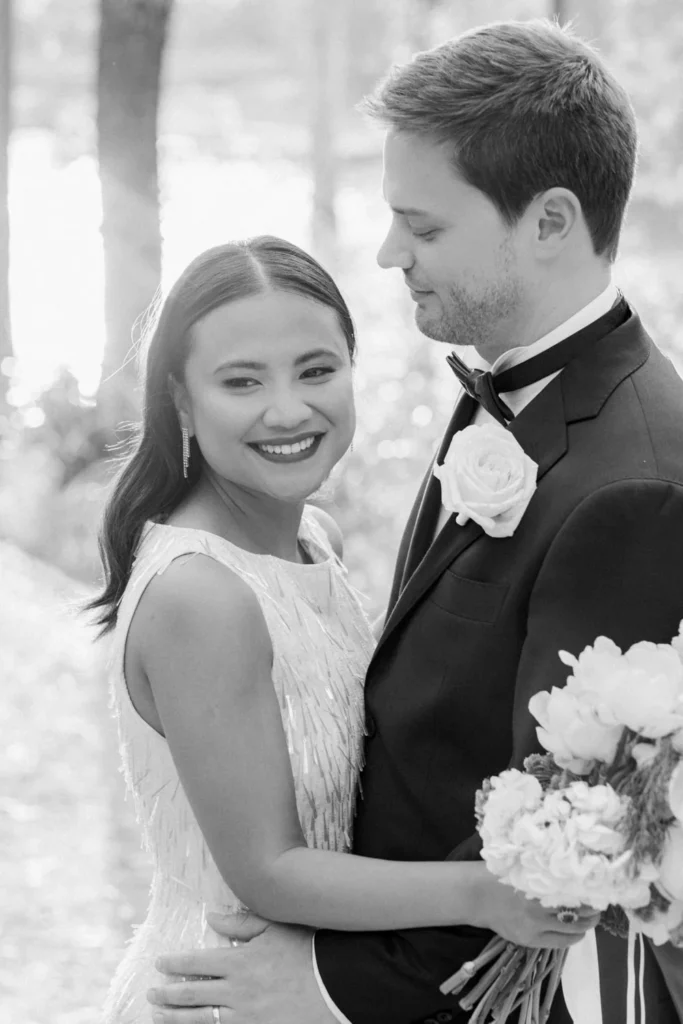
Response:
[196,291,340,336]
[187,297,346,369]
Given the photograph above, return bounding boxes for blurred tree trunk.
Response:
[406,0,441,53]
[391,0,441,61]
[0,0,12,418]
[309,0,347,271]
[96,0,173,436]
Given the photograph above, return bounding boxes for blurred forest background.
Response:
[1,0,683,1020]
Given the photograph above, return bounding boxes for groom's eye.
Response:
[412,228,439,241]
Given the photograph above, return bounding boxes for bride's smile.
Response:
[249,431,324,462]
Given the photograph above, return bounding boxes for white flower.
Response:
[658,823,683,901]
[631,742,660,768]
[481,781,654,911]
[528,687,623,773]
[628,900,683,946]
[632,742,659,767]
[479,771,543,842]
[671,621,683,664]
[433,423,538,539]
[559,637,683,740]
[668,761,683,823]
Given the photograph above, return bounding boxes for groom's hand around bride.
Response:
[147,911,339,1024]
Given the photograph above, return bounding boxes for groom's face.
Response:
[378,130,525,358]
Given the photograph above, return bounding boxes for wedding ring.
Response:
[557,908,579,924]
[212,1008,221,1024]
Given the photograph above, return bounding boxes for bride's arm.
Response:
[137,554,486,933]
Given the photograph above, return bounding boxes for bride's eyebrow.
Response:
[213,348,342,374]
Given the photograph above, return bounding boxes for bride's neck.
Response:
[171,474,305,562]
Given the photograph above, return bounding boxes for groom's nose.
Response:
[376,224,414,271]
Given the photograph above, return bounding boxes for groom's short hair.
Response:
[364,19,637,262]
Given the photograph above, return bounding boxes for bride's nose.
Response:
[261,391,313,430]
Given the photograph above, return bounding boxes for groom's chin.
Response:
[414,310,451,345]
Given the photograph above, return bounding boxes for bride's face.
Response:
[176,289,355,504]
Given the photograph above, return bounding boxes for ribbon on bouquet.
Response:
[626,928,646,1024]
[562,930,603,1024]
[561,926,646,1024]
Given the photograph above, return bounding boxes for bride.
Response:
[89,235,596,1022]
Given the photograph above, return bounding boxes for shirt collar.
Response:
[485,282,620,374]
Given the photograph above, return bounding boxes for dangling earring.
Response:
[181,426,191,479]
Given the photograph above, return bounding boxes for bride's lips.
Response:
[247,432,325,464]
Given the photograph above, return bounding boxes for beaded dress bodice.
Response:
[102,508,373,1022]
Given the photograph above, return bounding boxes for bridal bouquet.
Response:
[440,625,683,1023]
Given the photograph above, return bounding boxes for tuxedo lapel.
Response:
[394,392,477,598]
[375,380,568,659]
[507,373,568,477]
[375,310,651,663]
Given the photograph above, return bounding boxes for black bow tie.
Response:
[446,298,630,426]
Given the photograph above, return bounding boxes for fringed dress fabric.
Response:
[102,508,373,1022]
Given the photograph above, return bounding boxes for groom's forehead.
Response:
[380,173,459,222]
[381,131,463,207]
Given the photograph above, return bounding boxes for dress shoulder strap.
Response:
[300,505,344,568]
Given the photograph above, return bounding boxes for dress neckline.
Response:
[148,511,334,572]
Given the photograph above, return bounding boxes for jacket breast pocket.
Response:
[426,568,509,625]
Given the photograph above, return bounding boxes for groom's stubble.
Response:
[414,232,527,358]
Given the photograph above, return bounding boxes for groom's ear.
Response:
[532,187,582,258]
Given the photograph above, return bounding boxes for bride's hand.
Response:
[470,864,600,948]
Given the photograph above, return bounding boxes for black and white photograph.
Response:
[1,2,683,1022]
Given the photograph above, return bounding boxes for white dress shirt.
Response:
[312,281,619,1024]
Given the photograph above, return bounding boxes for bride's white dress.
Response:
[102,508,374,1023]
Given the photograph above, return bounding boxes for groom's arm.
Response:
[316,479,683,1024]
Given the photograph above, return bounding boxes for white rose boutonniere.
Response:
[433,422,538,538]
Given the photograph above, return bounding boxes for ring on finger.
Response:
[557,908,579,924]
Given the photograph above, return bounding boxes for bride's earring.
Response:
[181,426,191,479]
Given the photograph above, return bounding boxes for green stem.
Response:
[458,944,519,1011]
[462,947,527,1018]
[438,935,507,996]
[491,950,542,1020]
[539,949,567,1024]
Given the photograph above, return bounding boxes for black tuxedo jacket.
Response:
[316,310,683,1024]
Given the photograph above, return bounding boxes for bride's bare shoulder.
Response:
[130,553,269,662]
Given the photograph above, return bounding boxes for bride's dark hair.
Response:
[86,235,356,634]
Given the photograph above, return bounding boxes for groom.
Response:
[148,20,683,1024]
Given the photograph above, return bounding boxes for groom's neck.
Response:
[474,267,613,363]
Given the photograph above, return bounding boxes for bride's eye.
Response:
[301,366,335,380]
[221,377,259,389]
